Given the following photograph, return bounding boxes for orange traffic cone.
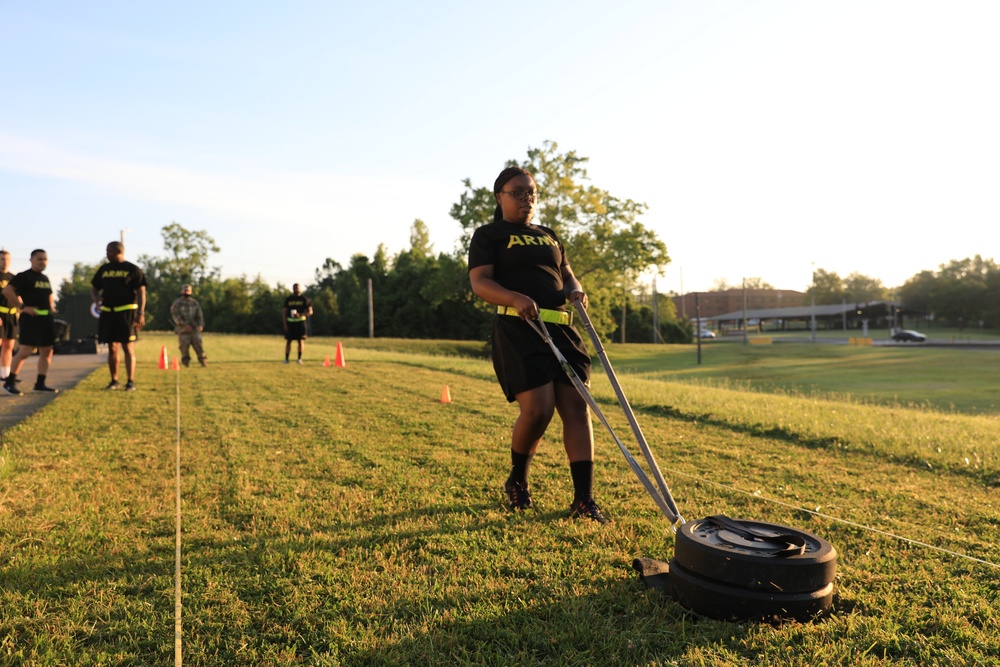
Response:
[171,357,180,371]
[323,354,331,367]
[441,385,452,404]
[158,345,168,370]
[334,341,346,367]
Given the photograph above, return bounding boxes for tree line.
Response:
[57,142,997,339]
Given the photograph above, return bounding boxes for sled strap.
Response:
[706,515,807,557]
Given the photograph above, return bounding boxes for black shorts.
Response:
[0,312,17,340]
[490,315,591,402]
[285,321,307,341]
[98,310,140,344]
[18,314,55,348]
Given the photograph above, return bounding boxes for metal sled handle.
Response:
[525,316,683,529]
[571,302,685,524]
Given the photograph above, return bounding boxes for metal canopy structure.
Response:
[698,301,923,330]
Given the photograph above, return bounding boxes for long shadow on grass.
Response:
[630,402,1000,488]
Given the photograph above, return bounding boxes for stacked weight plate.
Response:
[669,516,837,622]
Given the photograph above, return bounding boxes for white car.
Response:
[697,329,716,339]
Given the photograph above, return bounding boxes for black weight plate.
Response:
[673,517,836,593]
[668,559,834,622]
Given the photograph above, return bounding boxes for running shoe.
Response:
[283,359,290,364]
[182,358,190,367]
[2,382,22,396]
[125,381,136,392]
[199,358,208,367]
[569,498,609,525]
[504,479,533,511]
[104,380,121,391]
[33,385,59,393]
[297,359,303,365]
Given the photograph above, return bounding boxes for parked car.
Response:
[697,328,716,339]
[891,329,926,342]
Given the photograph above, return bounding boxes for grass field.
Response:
[1,333,999,666]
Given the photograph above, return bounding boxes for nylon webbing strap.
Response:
[174,367,183,664]
[705,514,807,557]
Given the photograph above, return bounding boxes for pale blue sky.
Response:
[2,1,997,295]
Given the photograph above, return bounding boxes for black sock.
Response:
[35,374,46,387]
[570,460,594,502]
[508,449,532,485]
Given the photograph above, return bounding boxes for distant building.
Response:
[672,288,804,320]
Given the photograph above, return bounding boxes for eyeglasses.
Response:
[500,188,538,201]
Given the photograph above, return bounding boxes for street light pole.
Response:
[810,263,816,343]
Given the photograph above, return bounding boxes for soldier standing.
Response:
[2,249,59,394]
[283,283,312,364]
[170,284,207,367]
[91,241,147,391]
[0,250,17,384]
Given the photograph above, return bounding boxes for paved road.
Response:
[0,352,106,433]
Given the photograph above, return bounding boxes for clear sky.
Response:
[2,1,997,295]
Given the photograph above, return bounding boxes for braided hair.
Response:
[493,166,534,222]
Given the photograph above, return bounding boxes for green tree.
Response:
[57,261,102,301]
[137,223,221,329]
[843,272,886,304]
[804,269,844,305]
[450,141,669,336]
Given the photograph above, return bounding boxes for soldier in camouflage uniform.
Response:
[170,284,207,367]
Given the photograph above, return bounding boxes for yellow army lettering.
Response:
[35,281,51,289]
[102,270,131,278]
[506,234,557,249]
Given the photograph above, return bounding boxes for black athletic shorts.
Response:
[98,309,140,344]
[490,314,591,402]
[285,321,307,341]
[0,312,17,340]
[18,313,55,348]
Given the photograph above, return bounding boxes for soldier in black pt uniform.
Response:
[91,242,148,391]
[2,249,58,394]
[283,283,312,364]
[0,250,18,384]
[468,166,607,524]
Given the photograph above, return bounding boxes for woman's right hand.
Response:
[510,294,539,320]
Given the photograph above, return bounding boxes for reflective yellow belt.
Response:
[0,306,16,314]
[101,304,140,312]
[497,305,572,326]
[287,317,306,322]
[31,309,50,316]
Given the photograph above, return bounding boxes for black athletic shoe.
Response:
[125,381,136,392]
[182,358,190,367]
[104,380,121,391]
[569,498,609,525]
[33,385,59,393]
[504,479,533,511]
[2,382,22,396]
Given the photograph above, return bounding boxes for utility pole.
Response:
[810,263,817,343]
[367,278,374,338]
[742,278,748,346]
[695,292,702,365]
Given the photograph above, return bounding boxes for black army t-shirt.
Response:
[468,221,569,311]
[284,294,310,316]
[10,270,52,310]
[91,261,148,308]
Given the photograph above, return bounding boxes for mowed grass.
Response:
[0,332,998,666]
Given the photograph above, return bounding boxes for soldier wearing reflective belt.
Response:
[283,283,312,364]
[0,250,18,384]
[2,249,58,394]
[91,241,147,391]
